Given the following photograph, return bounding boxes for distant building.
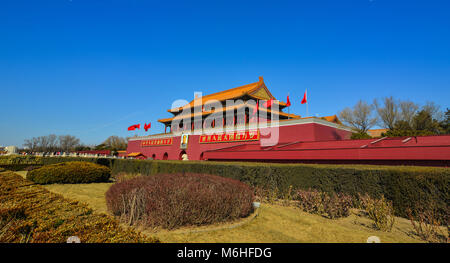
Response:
[127,152,147,159]
[76,150,111,156]
[367,129,389,138]
[5,146,18,155]
[117,150,127,158]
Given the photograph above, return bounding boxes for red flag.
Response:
[144,123,151,132]
[301,90,307,104]
[286,95,291,107]
[252,100,259,115]
[127,124,140,131]
[263,98,273,108]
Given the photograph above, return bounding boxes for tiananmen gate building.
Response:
[126,77,450,166]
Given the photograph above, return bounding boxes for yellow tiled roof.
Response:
[167,77,287,113]
[127,152,144,157]
[367,128,389,137]
[320,115,342,125]
[294,115,342,125]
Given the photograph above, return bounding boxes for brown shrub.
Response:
[358,193,395,232]
[407,204,449,243]
[254,186,280,204]
[324,193,353,219]
[296,189,326,215]
[295,189,352,219]
[114,172,142,183]
[106,173,254,229]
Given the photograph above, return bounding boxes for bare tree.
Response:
[47,134,58,151]
[374,96,399,130]
[23,137,39,151]
[35,136,47,152]
[399,100,419,127]
[422,101,443,121]
[34,134,57,152]
[59,135,81,152]
[102,136,128,151]
[339,100,378,133]
[23,134,81,152]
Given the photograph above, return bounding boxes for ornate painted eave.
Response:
[166,77,287,115]
[158,103,300,124]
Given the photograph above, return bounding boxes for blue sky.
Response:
[1,0,449,147]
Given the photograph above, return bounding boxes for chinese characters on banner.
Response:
[141,138,173,147]
[199,130,259,144]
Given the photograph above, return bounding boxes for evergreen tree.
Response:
[439,108,450,134]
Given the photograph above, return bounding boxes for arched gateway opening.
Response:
[163,152,168,160]
[179,150,187,160]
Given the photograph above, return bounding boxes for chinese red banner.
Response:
[199,130,259,144]
[141,138,173,147]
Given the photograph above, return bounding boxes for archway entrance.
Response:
[152,154,156,160]
[163,152,168,160]
[179,150,187,160]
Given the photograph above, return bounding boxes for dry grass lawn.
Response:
[44,182,113,214]
[148,204,421,243]
[28,171,424,243]
[18,171,112,214]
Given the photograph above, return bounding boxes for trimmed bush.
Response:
[0,155,114,170]
[106,173,254,229]
[350,132,372,139]
[0,155,44,170]
[27,161,111,184]
[0,171,157,243]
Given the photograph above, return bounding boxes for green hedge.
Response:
[0,155,43,170]
[0,155,111,170]
[110,159,449,220]
[27,161,111,184]
[1,156,448,219]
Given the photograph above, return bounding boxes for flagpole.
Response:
[288,92,290,120]
[306,89,308,117]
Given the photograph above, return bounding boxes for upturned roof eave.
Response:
[158,105,299,124]
[166,77,266,113]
